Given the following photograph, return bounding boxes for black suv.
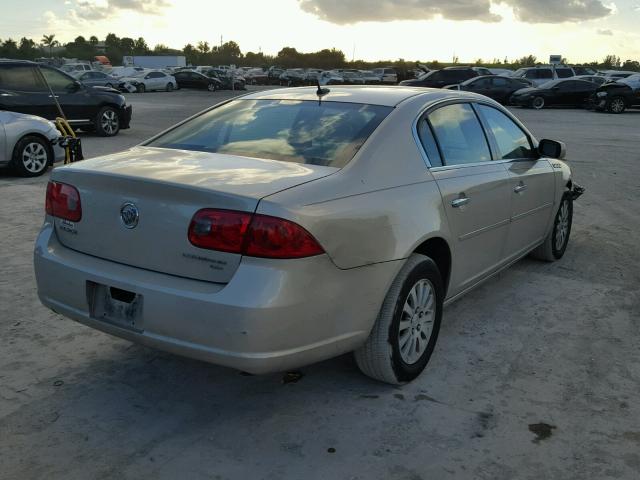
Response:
[399,67,478,88]
[0,60,131,136]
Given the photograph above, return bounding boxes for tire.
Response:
[607,96,626,114]
[532,96,545,109]
[207,82,216,92]
[531,192,573,262]
[105,83,113,88]
[137,83,146,93]
[12,135,51,177]
[95,106,120,137]
[354,254,444,384]
[166,82,174,92]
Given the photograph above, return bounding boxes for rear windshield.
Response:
[147,99,392,168]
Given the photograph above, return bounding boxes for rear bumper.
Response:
[34,223,400,373]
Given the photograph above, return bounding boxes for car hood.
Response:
[2,110,55,126]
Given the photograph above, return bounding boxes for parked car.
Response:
[303,69,323,84]
[0,60,131,136]
[204,69,246,90]
[511,79,598,109]
[173,70,223,91]
[267,67,284,85]
[596,70,637,80]
[71,70,120,89]
[34,86,581,384]
[573,75,607,85]
[359,70,382,84]
[118,70,177,93]
[488,68,514,77]
[593,74,640,113]
[471,67,493,76]
[318,70,344,85]
[243,68,268,85]
[444,75,532,103]
[0,110,64,176]
[279,69,306,86]
[399,67,478,88]
[372,67,398,84]
[513,66,575,86]
[341,71,366,84]
[109,66,145,78]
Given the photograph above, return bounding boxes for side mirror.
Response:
[538,139,566,159]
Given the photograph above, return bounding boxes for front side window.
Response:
[147,99,392,168]
[476,105,535,160]
[427,103,491,166]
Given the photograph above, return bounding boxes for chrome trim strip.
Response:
[458,218,510,241]
[512,202,553,221]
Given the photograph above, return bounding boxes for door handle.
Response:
[514,183,527,194]
[451,197,470,208]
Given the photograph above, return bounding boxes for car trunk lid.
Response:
[50,147,337,283]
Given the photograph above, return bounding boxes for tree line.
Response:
[1,34,638,73]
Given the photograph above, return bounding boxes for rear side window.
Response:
[556,69,573,78]
[0,66,47,92]
[148,99,392,168]
[538,69,553,79]
[476,105,535,160]
[427,103,491,166]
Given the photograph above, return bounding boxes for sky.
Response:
[1,0,640,63]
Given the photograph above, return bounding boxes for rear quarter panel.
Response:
[258,95,454,270]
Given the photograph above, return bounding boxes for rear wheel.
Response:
[532,96,545,109]
[12,135,51,177]
[607,96,626,114]
[531,193,573,261]
[105,82,114,88]
[137,83,146,93]
[166,82,174,92]
[95,106,120,137]
[354,254,443,384]
[207,82,217,92]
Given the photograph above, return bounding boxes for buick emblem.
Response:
[120,203,139,229]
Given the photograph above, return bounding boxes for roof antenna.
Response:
[316,78,330,105]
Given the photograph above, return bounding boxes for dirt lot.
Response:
[1,89,639,480]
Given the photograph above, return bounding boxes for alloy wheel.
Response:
[610,98,625,113]
[398,279,436,365]
[21,142,48,173]
[101,110,119,135]
[532,97,545,109]
[555,199,570,251]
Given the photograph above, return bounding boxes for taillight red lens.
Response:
[188,209,252,253]
[45,181,82,222]
[244,214,324,259]
[187,209,324,259]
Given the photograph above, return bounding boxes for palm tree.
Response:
[41,34,59,57]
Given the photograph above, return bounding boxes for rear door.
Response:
[417,102,512,295]
[0,64,56,118]
[475,104,555,259]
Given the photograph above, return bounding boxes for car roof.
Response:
[241,85,478,107]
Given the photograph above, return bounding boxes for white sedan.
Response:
[118,70,177,93]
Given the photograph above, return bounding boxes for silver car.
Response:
[1,110,64,176]
[34,87,580,383]
[71,70,120,89]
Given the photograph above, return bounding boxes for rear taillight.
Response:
[46,181,82,222]
[188,209,324,259]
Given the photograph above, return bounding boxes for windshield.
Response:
[417,71,434,80]
[513,69,526,78]
[147,99,392,168]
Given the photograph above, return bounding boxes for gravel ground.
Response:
[1,89,639,480]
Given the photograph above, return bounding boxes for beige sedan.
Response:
[34,86,582,384]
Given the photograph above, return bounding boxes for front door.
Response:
[475,104,556,259]
[418,102,512,296]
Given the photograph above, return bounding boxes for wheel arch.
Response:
[412,236,452,296]
[11,132,54,166]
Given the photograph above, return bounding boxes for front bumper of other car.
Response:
[34,223,400,374]
[119,105,132,129]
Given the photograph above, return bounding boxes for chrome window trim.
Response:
[411,97,539,171]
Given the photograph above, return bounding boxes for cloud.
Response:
[597,28,613,35]
[72,0,170,20]
[297,0,612,24]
